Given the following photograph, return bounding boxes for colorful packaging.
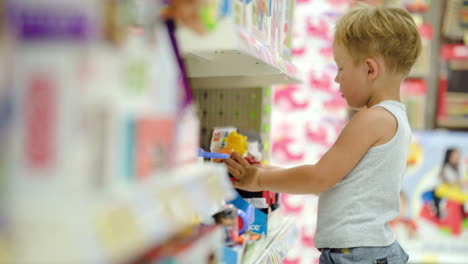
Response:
[251,0,272,44]
[210,126,237,153]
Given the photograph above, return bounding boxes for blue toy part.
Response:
[198,148,230,159]
[237,204,254,235]
[422,190,435,202]
[229,191,268,236]
[219,0,231,17]
[223,245,240,264]
[248,208,267,235]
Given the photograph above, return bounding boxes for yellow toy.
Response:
[224,131,248,156]
[435,183,468,203]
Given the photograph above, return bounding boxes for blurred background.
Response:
[0,0,467,263]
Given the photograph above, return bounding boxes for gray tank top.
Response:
[315,100,411,248]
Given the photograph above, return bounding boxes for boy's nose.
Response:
[334,74,339,83]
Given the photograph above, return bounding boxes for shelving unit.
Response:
[10,163,235,263]
[178,14,301,89]
[177,0,302,262]
[1,0,301,263]
[436,44,468,129]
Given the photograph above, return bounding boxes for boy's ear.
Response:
[364,57,379,81]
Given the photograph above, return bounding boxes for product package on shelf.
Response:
[403,0,430,12]
[252,0,272,45]
[401,79,427,130]
[229,190,279,236]
[437,44,468,129]
[8,0,100,193]
[234,0,246,27]
[281,0,294,60]
[395,131,468,263]
[130,225,225,264]
[4,0,190,263]
[409,21,432,78]
[6,1,108,262]
[269,0,283,52]
[102,16,180,186]
[194,87,272,162]
[208,127,279,236]
[229,159,280,237]
[442,0,468,41]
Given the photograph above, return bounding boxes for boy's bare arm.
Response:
[225,108,395,194]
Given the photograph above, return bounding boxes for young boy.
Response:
[224,3,421,264]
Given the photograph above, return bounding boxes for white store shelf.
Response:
[10,163,236,264]
[177,18,302,88]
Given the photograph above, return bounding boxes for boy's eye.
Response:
[338,68,343,71]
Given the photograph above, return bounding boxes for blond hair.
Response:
[334,2,422,74]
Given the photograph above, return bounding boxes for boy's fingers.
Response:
[224,158,244,173]
[231,152,250,167]
[232,180,242,189]
[226,166,240,179]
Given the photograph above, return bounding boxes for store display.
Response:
[251,0,271,43]
[404,0,430,12]
[135,117,175,179]
[401,79,427,130]
[213,204,241,245]
[461,0,468,29]
[442,0,467,41]
[409,21,432,78]
[198,148,230,160]
[437,44,468,129]
[3,0,301,263]
[224,131,248,156]
[281,0,294,59]
[395,131,468,263]
[131,225,224,264]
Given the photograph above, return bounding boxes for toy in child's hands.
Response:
[213,131,248,162]
[198,148,230,159]
[224,152,262,192]
[224,131,248,156]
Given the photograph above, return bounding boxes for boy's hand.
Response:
[224,152,262,192]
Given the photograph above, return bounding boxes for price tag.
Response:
[94,205,144,258]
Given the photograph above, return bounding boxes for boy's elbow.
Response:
[299,165,335,194]
[311,170,333,194]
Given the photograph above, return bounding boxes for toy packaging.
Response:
[251,0,272,44]
[281,0,294,59]
[210,127,237,153]
[395,131,468,262]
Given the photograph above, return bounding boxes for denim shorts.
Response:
[319,241,409,264]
